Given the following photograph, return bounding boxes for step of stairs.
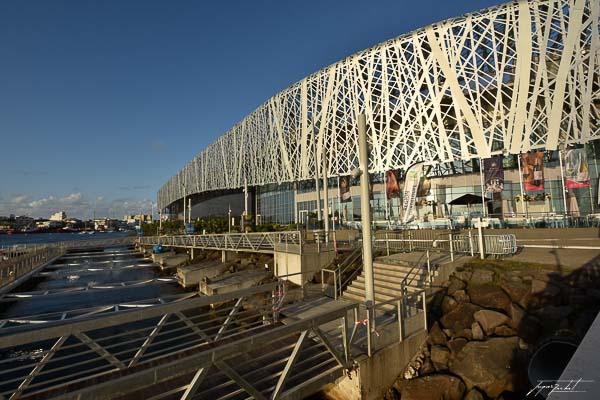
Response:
[342,259,434,311]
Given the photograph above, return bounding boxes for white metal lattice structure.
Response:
[158,0,600,210]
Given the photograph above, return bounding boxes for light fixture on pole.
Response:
[228,204,232,234]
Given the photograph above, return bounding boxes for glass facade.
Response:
[256,183,295,224]
[255,139,600,228]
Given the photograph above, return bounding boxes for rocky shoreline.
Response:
[385,259,600,400]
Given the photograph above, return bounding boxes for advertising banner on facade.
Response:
[401,163,424,224]
[484,156,504,193]
[385,170,401,199]
[521,152,545,191]
[563,148,590,189]
[339,176,352,203]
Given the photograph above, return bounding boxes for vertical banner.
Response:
[521,152,545,191]
[339,176,352,203]
[563,148,590,189]
[484,156,504,193]
[401,163,424,224]
[385,170,401,199]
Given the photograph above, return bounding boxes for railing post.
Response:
[385,232,390,256]
[397,299,403,342]
[334,271,338,300]
[426,249,431,284]
[321,270,325,292]
[477,217,485,260]
[422,292,427,331]
[449,233,454,262]
[341,315,349,366]
[367,310,372,357]
[468,231,474,256]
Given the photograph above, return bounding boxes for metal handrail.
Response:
[321,246,362,299]
[0,283,360,400]
[139,231,303,253]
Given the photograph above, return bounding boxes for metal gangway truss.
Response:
[139,231,303,254]
[0,283,361,400]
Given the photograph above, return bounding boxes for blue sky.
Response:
[0,0,501,219]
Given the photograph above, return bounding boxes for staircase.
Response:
[342,254,437,311]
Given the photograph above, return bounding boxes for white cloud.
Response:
[1,192,155,220]
[10,195,30,205]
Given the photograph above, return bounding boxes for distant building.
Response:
[50,211,67,221]
[36,220,63,229]
[124,214,152,225]
[13,216,34,231]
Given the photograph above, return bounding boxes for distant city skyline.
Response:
[0,0,501,218]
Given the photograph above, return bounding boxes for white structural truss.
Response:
[158,0,600,210]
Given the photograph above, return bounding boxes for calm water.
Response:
[0,231,133,247]
[0,242,184,319]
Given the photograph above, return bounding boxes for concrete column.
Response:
[221,250,234,263]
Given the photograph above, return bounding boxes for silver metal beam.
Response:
[271,330,308,399]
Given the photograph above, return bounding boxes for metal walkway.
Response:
[138,232,303,255]
[0,283,362,400]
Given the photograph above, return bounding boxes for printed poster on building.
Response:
[385,170,401,199]
[338,176,352,203]
[401,163,424,224]
[484,156,504,193]
[563,148,590,189]
[521,152,545,191]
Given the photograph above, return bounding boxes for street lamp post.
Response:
[357,114,375,351]
[228,204,232,234]
[182,183,187,224]
[322,149,330,243]
[311,119,322,224]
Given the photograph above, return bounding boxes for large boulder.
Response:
[448,338,468,355]
[429,322,448,346]
[447,276,467,295]
[531,279,560,296]
[440,303,482,332]
[470,268,494,285]
[442,296,459,314]
[508,302,526,329]
[449,337,523,398]
[452,289,470,303]
[471,321,485,340]
[431,345,451,370]
[494,325,516,336]
[500,280,531,308]
[464,388,485,400]
[474,310,509,335]
[453,269,473,282]
[468,284,512,314]
[400,374,465,400]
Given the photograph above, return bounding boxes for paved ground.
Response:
[375,227,600,274]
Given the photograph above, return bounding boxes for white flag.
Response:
[402,163,424,224]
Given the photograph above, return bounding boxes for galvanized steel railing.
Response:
[139,231,303,254]
[0,247,64,289]
[0,283,359,400]
[0,237,136,290]
[374,231,517,257]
